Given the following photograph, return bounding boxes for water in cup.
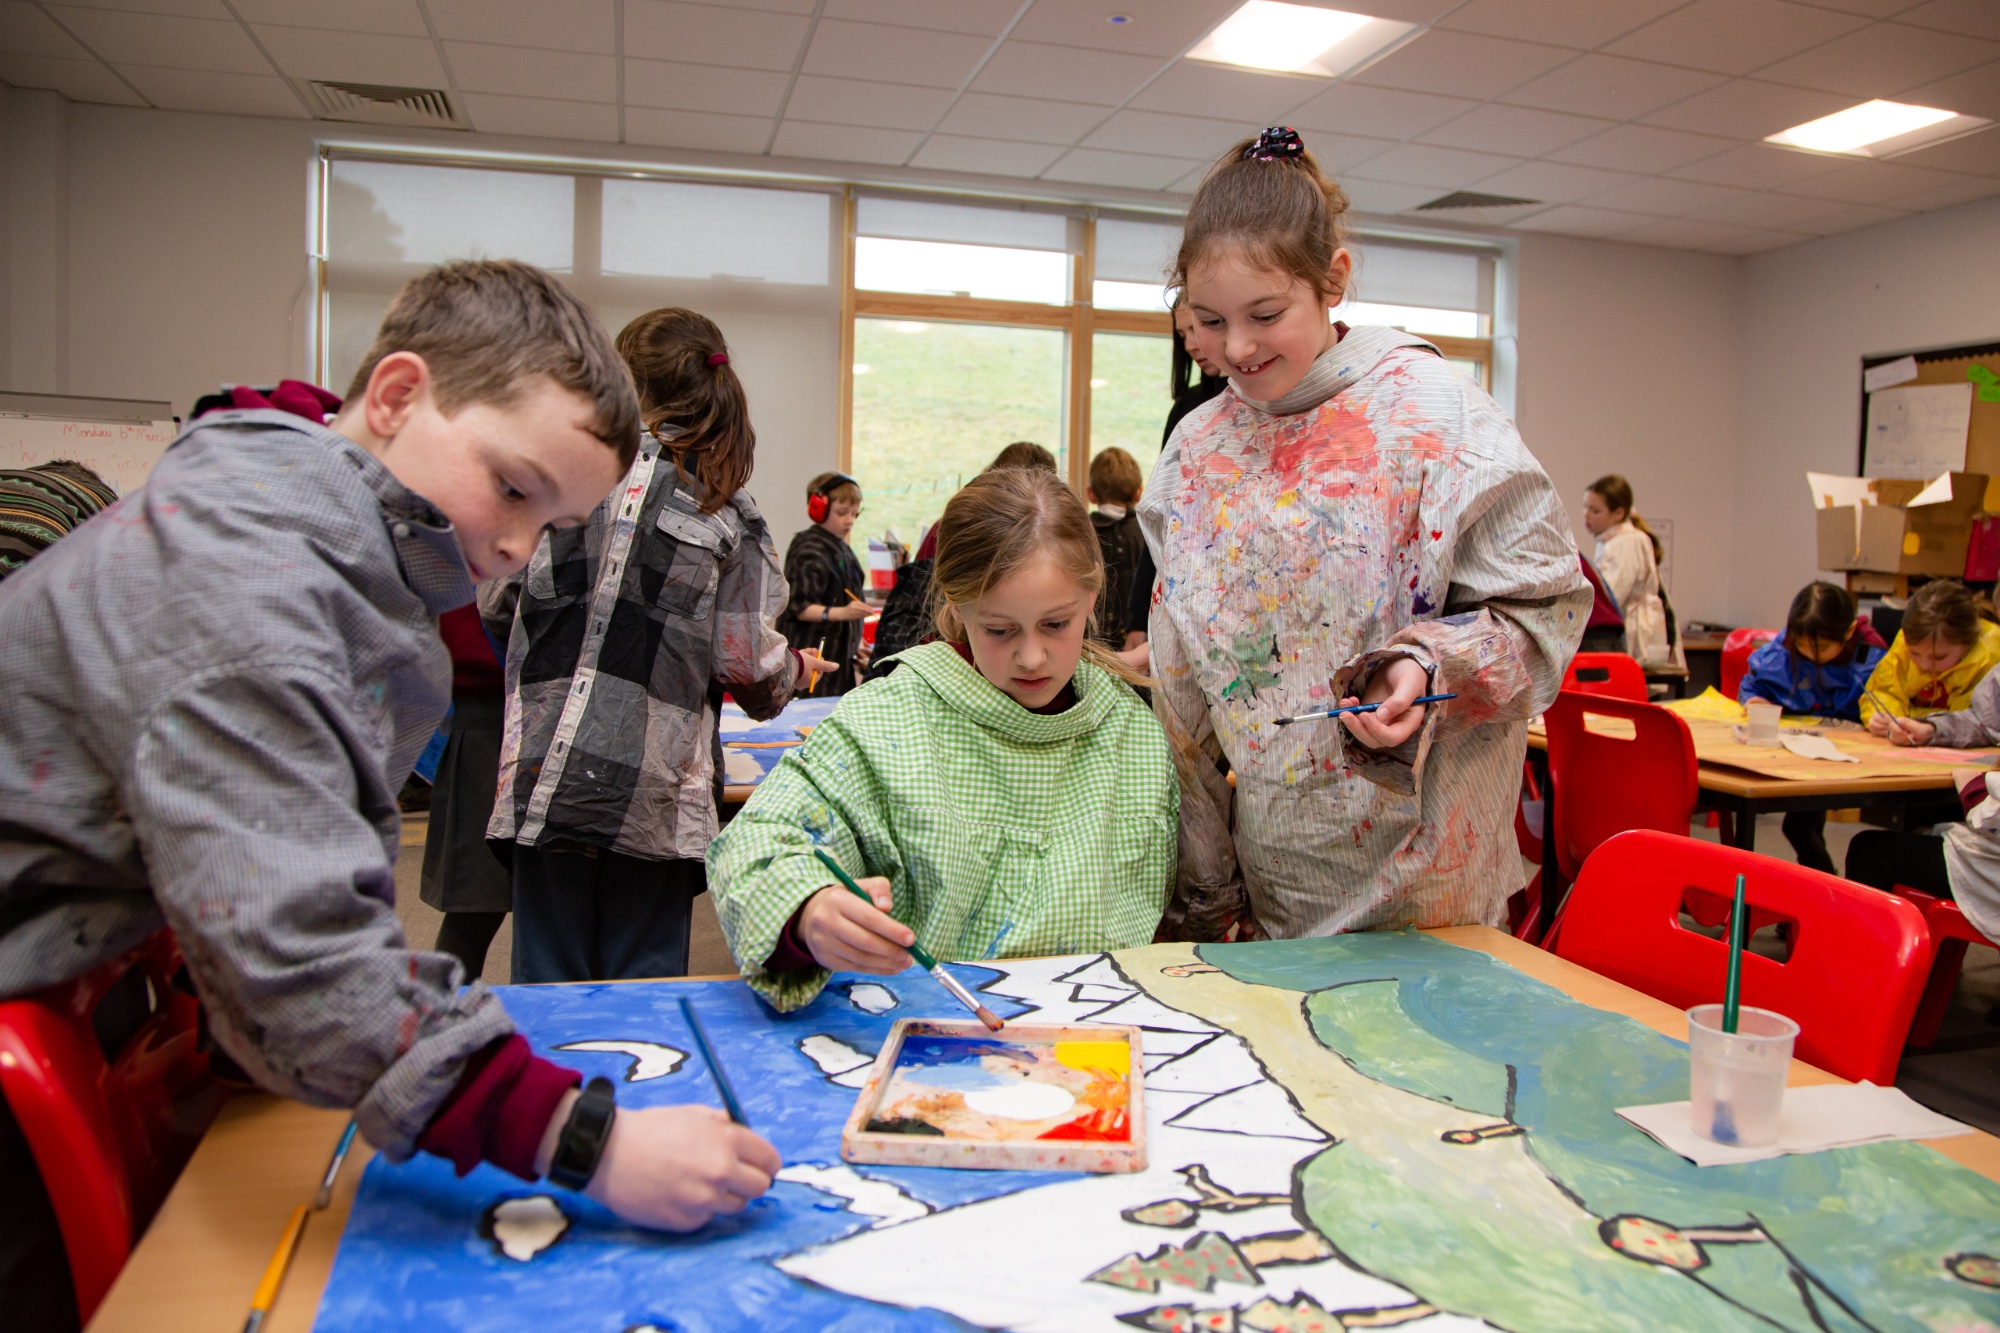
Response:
[1744,700,1781,747]
[1687,1003,1798,1147]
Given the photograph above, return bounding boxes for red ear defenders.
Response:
[807,473,858,524]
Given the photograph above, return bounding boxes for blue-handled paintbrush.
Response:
[677,995,748,1125]
[812,847,1002,1030]
[1275,693,1457,726]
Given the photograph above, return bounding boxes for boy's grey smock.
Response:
[0,410,513,1158]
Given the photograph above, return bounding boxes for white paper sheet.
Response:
[1907,470,1957,507]
[1863,355,1919,393]
[1864,381,1974,480]
[1806,472,1874,509]
[1779,733,1860,763]
[1618,1082,1971,1166]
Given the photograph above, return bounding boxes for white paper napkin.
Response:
[1780,733,1859,763]
[1617,1082,1972,1166]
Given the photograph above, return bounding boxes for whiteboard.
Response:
[1864,381,1973,480]
[0,412,178,496]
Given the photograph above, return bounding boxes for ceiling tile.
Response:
[783,74,954,130]
[1082,107,1257,159]
[1896,0,2000,40]
[1357,143,1527,186]
[459,91,618,141]
[1040,145,1205,189]
[908,133,1069,177]
[1683,188,1848,227]
[1501,53,1726,119]
[252,26,447,85]
[1898,174,2000,210]
[1337,176,1450,213]
[1604,0,1868,76]
[1667,141,1850,186]
[1893,125,2000,175]
[935,90,1107,143]
[1507,203,1651,235]
[624,105,772,152]
[1417,104,1616,155]
[1898,58,2000,121]
[1165,163,1208,193]
[1788,200,1913,233]
[1582,176,1756,214]
[1637,78,1852,138]
[44,8,268,73]
[1314,132,1399,173]
[1611,215,1766,250]
[1349,29,1578,100]
[969,39,1161,104]
[427,0,613,52]
[1010,0,1226,58]
[624,1,809,72]
[1433,0,1685,50]
[116,65,307,116]
[801,18,993,89]
[1782,156,1972,202]
[1801,0,1924,13]
[772,119,923,165]
[1546,123,1738,172]
[1126,60,1325,120]
[1287,83,1480,140]
[1705,227,1812,253]
[1,2,93,58]
[1333,0,1462,20]
[824,0,1019,37]
[445,43,614,101]
[228,0,425,34]
[1473,158,1643,201]
[1755,22,2000,98]
[48,0,226,15]
[0,52,146,103]
[623,57,789,116]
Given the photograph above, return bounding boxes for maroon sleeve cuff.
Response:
[417,1034,583,1181]
[1963,773,1990,816]
[766,901,817,973]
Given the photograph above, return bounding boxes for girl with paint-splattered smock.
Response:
[1141,128,1588,941]
[708,468,1175,1012]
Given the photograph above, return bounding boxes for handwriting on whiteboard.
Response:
[0,417,178,496]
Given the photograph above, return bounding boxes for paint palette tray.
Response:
[840,1018,1147,1173]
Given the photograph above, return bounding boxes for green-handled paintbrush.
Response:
[1722,872,1747,1034]
[811,847,1002,1030]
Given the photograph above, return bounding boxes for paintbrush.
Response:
[1723,872,1746,1034]
[812,847,1003,1031]
[240,1203,309,1333]
[313,1120,358,1210]
[1274,693,1457,726]
[677,995,748,1125]
[1861,687,1917,742]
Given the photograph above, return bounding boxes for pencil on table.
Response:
[241,1203,309,1333]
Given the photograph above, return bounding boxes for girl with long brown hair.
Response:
[489,307,831,982]
[707,467,1175,1012]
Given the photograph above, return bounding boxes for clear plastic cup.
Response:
[1745,700,1782,747]
[1687,1004,1798,1147]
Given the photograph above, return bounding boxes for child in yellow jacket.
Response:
[1863,579,2000,738]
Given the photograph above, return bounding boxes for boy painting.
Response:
[1088,446,1146,647]
[777,470,869,695]
[0,261,777,1326]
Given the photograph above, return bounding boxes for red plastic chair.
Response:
[0,930,223,1322]
[1892,888,1996,1049]
[1562,651,1648,701]
[1557,831,1929,1085]
[1720,627,1779,701]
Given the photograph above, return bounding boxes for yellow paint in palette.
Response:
[1054,1040,1128,1077]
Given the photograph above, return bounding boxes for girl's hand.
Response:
[798,879,913,974]
[1867,711,1896,738]
[582,1104,781,1232]
[1118,640,1150,674]
[795,650,837,686]
[1888,716,1935,746]
[1339,657,1431,749]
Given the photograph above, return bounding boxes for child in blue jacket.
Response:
[1738,581,1887,871]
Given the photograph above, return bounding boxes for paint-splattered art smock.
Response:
[705,642,1177,1011]
[1139,327,1588,940]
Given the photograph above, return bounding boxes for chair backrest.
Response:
[1556,831,1929,1085]
[1562,651,1648,701]
[1544,690,1698,882]
[1720,627,1779,701]
[0,931,221,1322]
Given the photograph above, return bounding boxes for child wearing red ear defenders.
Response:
[778,471,869,695]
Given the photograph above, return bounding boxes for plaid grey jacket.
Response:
[488,435,797,860]
[0,411,512,1159]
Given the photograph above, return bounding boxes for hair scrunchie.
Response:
[1244,126,1305,161]
[707,351,729,367]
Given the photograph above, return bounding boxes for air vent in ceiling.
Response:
[1414,191,1542,211]
[300,81,467,130]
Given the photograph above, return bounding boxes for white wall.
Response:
[1513,232,1744,628]
[1734,196,2000,628]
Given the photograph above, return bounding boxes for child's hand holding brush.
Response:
[798,876,915,973]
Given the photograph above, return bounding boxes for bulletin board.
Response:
[1859,339,2000,488]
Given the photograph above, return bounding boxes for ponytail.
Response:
[614,307,753,514]
[1587,473,1661,563]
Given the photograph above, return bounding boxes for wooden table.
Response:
[84,929,2000,1333]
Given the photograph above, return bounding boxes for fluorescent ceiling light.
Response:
[1765,100,1990,159]
[1187,1,1415,78]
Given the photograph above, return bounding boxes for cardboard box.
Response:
[1811,471,1988,576]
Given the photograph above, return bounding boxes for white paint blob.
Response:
[489,1196,570,1262]
[964,1082,1076,1121]
[553,1040,687,1082]
[846,983,898,1014]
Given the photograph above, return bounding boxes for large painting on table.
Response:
[314,934,2000,1333]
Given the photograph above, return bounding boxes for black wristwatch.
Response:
[547,1076,617,1190]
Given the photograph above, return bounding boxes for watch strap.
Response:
[547,1075,617,1190]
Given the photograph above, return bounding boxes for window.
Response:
[1337,239,1496,385]
[1090,332,1175,484]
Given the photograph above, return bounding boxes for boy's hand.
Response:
[1339,656,1430,749]
[1887,716,1935,746]
[795,650,837,685]
[585,1104,781,1232]
[798,878,913,974]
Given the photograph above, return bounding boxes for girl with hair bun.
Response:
[1140,126,1588,942]
[1582,473,1677,667]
